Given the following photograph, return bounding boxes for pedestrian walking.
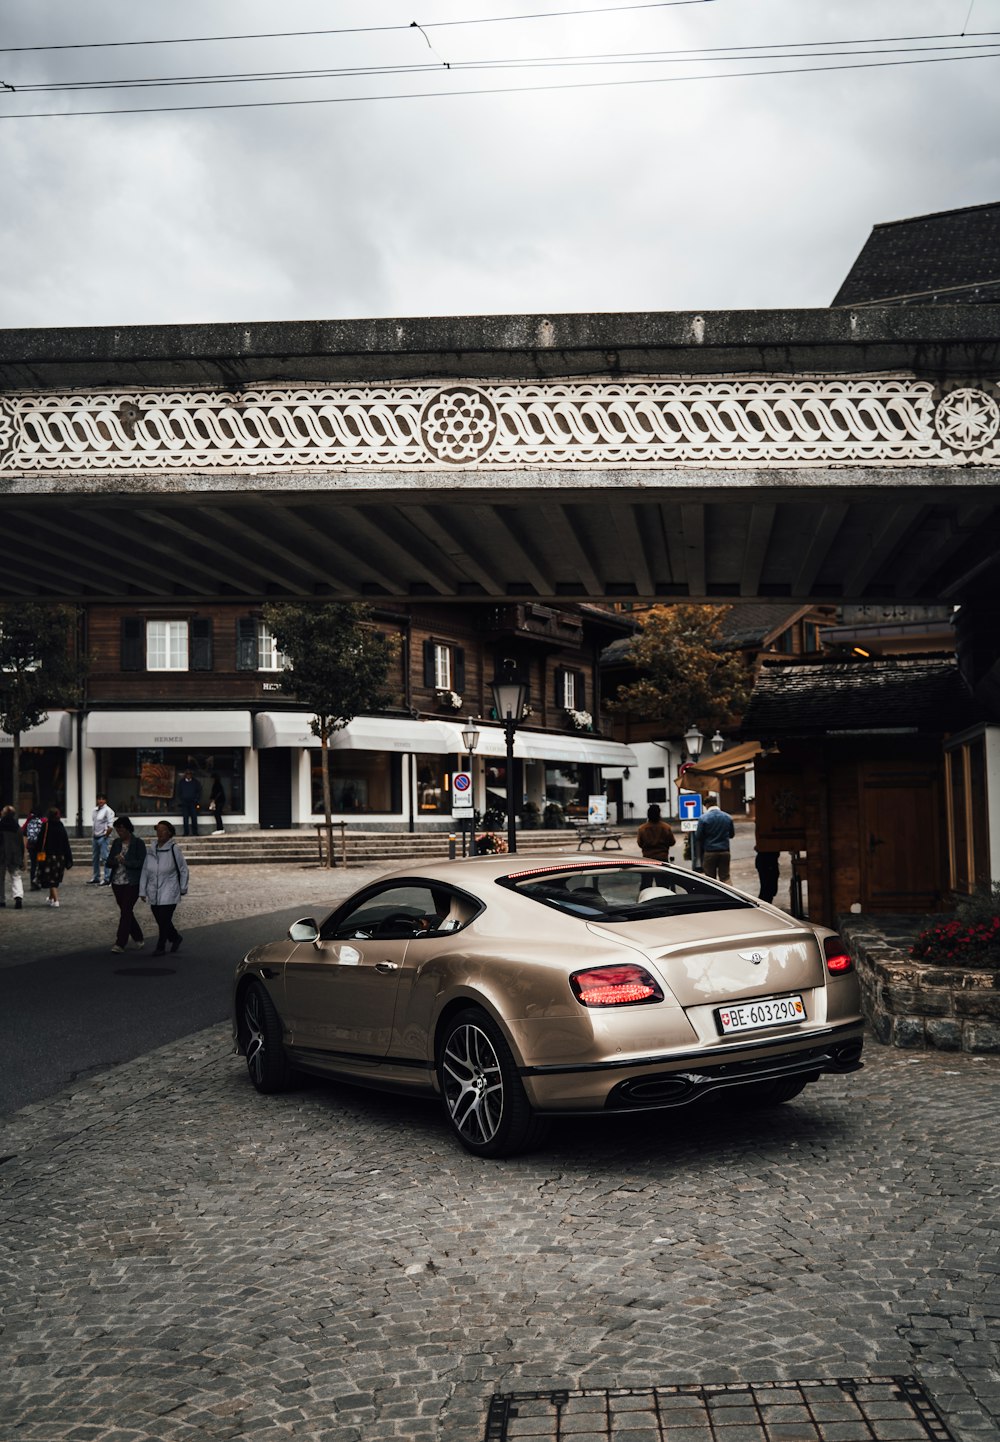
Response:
[636,803,676,861]
[90,792,116,885]
[695,793,736,882]
[36,807,74,907]
[176,769,201,837]
[1,804,28,909]
[755,847,781,903]
[106,817,148,954]
[21,808,45,890]
[140,820,189,955]
[208,773,226,833]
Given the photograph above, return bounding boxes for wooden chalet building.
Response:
[2,601,636,833]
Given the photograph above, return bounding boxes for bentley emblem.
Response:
[738,950,766,965]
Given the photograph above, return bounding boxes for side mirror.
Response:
[288,917,319,943]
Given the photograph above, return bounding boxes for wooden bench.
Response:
[572,822,624,851]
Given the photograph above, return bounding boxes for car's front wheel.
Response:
[438,1008,546,1158]
[241,979,293,1094]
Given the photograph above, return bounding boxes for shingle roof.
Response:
[832,201,1000,306]
[741,656,982,736]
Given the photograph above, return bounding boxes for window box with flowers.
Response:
[565,707,593,732]
[436,690,464,712]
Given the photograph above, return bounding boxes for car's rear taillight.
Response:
[823,935,853,975]
[570,964,664,1007]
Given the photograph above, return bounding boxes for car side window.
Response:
[322,883,441,941]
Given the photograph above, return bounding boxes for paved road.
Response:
[6,830,957,1442]
[2,1021,999,1439]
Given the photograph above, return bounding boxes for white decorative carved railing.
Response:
[2,377,999,471]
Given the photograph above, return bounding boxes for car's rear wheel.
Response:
[438,1007,547,1158]
[241,980,293,1094]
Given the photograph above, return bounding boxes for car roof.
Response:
[375,853,681,891]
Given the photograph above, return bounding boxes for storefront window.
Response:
[543,763,589,824]
[311,751,401,815]
[416,754,450,814]
[0,747,66,816]
[99,748,244,817]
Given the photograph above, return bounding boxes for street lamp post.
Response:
[710,730,725,755]
[461,717,480,856]
[490,659,527,856]
[683,724,704,761]
[683,724,705,872]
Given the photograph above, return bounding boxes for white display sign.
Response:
[588,795,608,824]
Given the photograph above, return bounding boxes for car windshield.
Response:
[500,863,753,921]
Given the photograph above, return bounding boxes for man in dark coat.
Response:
[176,768,202,837]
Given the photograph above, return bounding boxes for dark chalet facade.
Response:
[743,656,990,925]
[1,600,635,832]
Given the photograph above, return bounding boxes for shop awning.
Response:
[437,723,637,766]
[86,710,253,748]
[685,740,762,778]
[254,712,458,753]
[518,733,638,766]
[0,710,73,749]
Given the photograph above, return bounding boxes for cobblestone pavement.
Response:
[2,1007,999,1442]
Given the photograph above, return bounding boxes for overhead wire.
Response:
[6,32,1000,95]
[3,46,999,120]
[0,1,724,54]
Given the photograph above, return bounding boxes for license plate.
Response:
[717,994,805,1034]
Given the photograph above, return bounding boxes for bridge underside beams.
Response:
[1,471,998,605]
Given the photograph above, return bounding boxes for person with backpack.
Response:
[21,809,45,890]
[139,820,189,955]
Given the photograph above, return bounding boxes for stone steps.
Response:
[70,828,591,866]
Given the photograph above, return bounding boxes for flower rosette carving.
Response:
[933,387,1000,456]
[420,386,498,464]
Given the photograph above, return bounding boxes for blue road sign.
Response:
[678,791,703,821]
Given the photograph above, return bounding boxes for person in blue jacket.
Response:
[696,793,735,882]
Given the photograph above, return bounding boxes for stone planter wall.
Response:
[839,915,1000,1053]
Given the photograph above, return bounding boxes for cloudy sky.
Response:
[2,0,999,328]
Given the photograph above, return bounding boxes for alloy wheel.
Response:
[441,1022,505,1147]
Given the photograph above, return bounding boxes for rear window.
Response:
[499,862,753,921]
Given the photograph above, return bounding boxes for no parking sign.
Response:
[452,771,473,812]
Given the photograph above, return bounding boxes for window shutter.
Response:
[121,617,144,672]
[423,640,436,688]
[453,647,465,693]
[554,666,565,706]
[236,617,257,671]
[190,617,213,671]
[574,671,586,709]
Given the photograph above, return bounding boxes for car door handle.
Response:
[375,961,399,974]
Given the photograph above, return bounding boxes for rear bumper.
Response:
[522,1023,864,1115]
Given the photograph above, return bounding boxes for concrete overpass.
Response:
[1,308,998,605]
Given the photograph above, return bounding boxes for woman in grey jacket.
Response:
[107,816,148,954]
[139,820,190,955]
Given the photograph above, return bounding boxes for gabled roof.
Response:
[599,603,814,668]
[741,656,982,737]
[832,201,1000,307]
[716,603,816,650]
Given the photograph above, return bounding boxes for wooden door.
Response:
[859,761,944,911]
